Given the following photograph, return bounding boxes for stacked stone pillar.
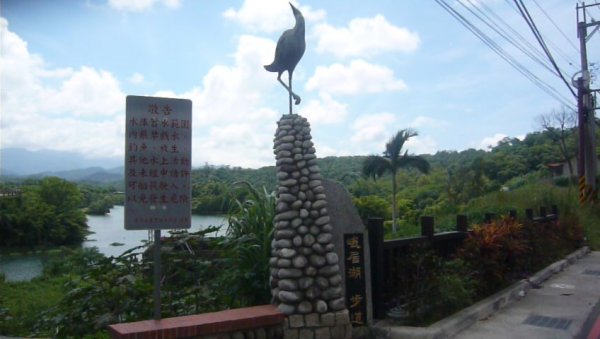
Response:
[271,114,351,338]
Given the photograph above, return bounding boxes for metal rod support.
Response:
[153,229,161,320]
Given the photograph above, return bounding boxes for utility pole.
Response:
[576,2,599,203]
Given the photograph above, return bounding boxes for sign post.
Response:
[124,95,192,320]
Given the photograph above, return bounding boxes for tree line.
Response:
[0,119,590,246]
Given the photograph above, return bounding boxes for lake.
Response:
[0,206,227,282]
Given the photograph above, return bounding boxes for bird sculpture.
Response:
[264,2,306,115]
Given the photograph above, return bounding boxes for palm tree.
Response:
[362,129,430,234]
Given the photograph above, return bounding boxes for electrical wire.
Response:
[513,0,577,98]
[435,0,576,109]
[478,0,550,63]
[531,0,579,53]
[461,0,558,76]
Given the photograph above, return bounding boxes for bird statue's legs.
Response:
[288,73,293,114]
[276,73,301,114]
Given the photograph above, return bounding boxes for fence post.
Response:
[525,208,534,220]
[484,213,494,224]
[367,218,385,319]
[456,215,468,232]
[421,216,434,237]
[509,209,517,219]
[551,205,559,216]
[540,206,547,218]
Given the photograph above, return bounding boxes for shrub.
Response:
[522,217,583,271]
[38,230,226,338]
[352,195,390,220]
[219,182,275,307]
[390,244,476,325]
[456,217,530,297]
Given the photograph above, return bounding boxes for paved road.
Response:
[455,251,600,339]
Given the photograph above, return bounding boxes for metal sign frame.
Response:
[125,95,192,230]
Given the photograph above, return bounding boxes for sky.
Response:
[1,0,598,169]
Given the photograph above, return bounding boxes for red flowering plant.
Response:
[456,217,530,297]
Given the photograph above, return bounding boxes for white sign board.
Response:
[125,95,192,230]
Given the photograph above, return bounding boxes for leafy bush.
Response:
[390,244,475,325]
[37,229,227,338]
[219,182,276,307]
[352,195,390,220]
[14,182,278,338]
[456,217,530,297]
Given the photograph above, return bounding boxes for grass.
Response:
[578,205,600,250]
[0,275,70,337]
[384,181,600,250]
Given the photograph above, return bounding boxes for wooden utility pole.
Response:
[576,2,599,203]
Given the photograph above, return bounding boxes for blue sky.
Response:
[1,0,597,168]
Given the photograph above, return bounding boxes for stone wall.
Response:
[271,114,351,338]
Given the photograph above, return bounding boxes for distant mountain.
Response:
[1,148,122,176]
[31,166,124,184]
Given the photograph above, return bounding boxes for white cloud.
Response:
[409,116,447,129]
[306,59,408,95]
[151,34,283,167]
[223,0,326,33]
[1,18,282,167]
[478,133,507,150]
[129,72,145,84]
[43,67,124,117]
[108,0,181,12]
[405,135,438,155]
[1,17,123,121]
[178,35,277,125]
[348,113,439,155]
[314,15,420,58]
[2,116,125,159]
[351,112,396,144]
[1,18,126,159]
[197,123,275,168]
[302,93,348,124]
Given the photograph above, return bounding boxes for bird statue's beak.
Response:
[289,2,298,13]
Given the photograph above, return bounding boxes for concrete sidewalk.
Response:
[455,250,600,339]
[372,247,600,339]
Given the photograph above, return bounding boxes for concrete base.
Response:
[283,310,352,339]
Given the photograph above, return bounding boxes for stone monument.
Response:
[271,114,351,338]
[265,5,352,338]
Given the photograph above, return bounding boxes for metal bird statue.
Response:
[264,2,306,115]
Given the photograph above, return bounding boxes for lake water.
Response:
[83,206,227,257]
[0,206,227,282]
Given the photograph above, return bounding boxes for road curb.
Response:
[371,246,591,339]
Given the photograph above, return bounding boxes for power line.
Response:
[435,0,576,109]
[478,0,550,64]
[531,0,579,53]
[461,0,558,76]
[513,0,577,98]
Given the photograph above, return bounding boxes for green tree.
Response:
[352,195,390,220]
[362,129,430,234]
[0,177,87,246]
